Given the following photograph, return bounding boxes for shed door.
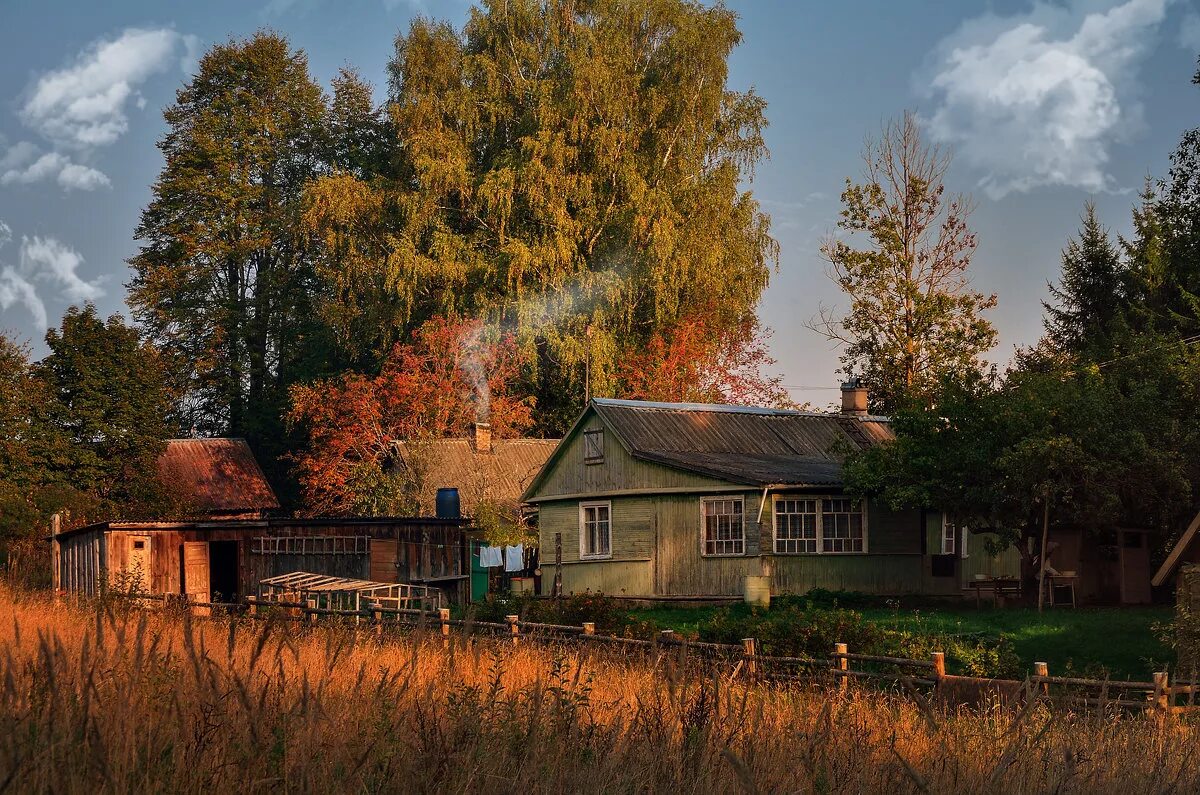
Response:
[370,539,399,583]
[1120,531,1152,604]
[183,542,210,603]
[128,535,151,592]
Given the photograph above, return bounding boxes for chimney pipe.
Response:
[473,422,492,453]
[840,378,868,416]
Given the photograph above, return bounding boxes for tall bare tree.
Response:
[814,112,997,412]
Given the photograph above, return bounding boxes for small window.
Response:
[941,518,956,556]
[821,498,864,553]
[702,497,745,556]
[775,499,818,554]
[583,429,604,464]
[133,540,146,550]
[579,501,611,559]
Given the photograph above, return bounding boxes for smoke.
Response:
[456,249,633,423]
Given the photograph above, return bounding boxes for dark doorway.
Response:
[209,540,240,602]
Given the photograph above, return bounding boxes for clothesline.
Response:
[479,543,525,572]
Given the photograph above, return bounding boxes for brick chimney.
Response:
[473,422,492,453]
[840,378,868,416]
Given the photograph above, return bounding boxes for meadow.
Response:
[1,587,1199,793]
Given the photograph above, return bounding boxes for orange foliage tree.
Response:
[288,317,532,515]
[616,311,792,407]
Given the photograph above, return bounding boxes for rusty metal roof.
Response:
[157,438,280,514]
[393,438,560,514]
[590,398,893,487]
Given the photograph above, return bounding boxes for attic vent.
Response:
[583,429,604,464]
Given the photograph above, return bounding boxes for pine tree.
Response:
[1043,203,1125,360]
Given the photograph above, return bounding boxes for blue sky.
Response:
[0,0,1197,408]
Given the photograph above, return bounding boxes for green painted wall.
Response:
[543,560,654,596]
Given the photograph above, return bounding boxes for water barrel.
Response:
[743,575,771,608]
[435,487,461,520]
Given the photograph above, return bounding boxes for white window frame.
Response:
[701,497,746,557]
[940,514,970,558]
[941,514,956,556]
[772,495,868,555]
[578,500,612,560]
[583,428,604,465]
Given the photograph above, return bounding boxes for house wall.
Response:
[56,530,105,596]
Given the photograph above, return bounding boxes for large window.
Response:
[774,497,866,554]
[702,498,745,556]
[583,429,604,464]
[579,501,612,559]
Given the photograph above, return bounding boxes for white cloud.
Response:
[921,0,1173,199]
[0,147,110,191]
[0,268,47,330]
[19,236,104,304]
[21,28,189,149]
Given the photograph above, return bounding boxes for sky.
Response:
[0,0,1198,410]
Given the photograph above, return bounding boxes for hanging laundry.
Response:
[479,545,504,568]
[504,543,524,573]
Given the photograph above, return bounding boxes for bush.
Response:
[468,591,657,637]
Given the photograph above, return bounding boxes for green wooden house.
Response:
[522,385,1018,599]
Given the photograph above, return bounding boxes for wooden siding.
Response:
[57,532,105,595]
[543,560,654,596]
[959,531,1021,585]
[529,416,736,500]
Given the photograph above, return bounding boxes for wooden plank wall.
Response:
[58,531,104,596]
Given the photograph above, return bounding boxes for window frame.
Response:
[700,496,747,557]
[583,428,604,465]
[771,495,868,555]
[578,500,613,560]
[941,514,956,556]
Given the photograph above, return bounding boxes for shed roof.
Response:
[524,398,893,499]
[393,437,560,514]
[157,438,280,514]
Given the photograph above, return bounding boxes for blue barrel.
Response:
[435,487,461,520]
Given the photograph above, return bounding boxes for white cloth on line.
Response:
[479,545,503,568]
[504,543,524,572]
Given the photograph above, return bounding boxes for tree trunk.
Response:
[1037,498,1050,614]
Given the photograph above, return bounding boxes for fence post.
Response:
[248,600,258,619]
[1033,661,1049,698]
[306,598,318,627]
[1153,671,1170,713]
[439,608,450,647]
[931,651,946,690]
[371,602,383,641]
[660,629,675,644]
[835,642,848,693]
[743,638,758,680]
[506,615,520,645]
[582,622,595,636]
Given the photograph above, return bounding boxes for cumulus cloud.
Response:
[921,0,1173,199]
[0,228,103,330]
[2,27,198,192]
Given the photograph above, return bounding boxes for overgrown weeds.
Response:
[1,586,1198,793]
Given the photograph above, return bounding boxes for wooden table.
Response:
[1042,574,1077,608]
[970,576,1022,607]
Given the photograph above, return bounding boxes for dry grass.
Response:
[1,587,1198,794]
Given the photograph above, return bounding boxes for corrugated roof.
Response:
[590,398,893,487]
[157,438,280,513]
[394,438,560,514]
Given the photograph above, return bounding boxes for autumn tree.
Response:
[815,112,996,413]
[616,309,790,406]
[288,316,532,516]
[303,0,777,433]
[128,32,335,477]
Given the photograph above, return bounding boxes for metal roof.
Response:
[590,399,893,487]
[157,438,280,514]
[393,437,560,513]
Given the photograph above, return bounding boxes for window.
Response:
[941,518,956,556]
[702,498,745,556]
[773,497,867,554]
[583,429,604,464]
[133,540,145,550]
[821,498,865,553]
[774,499,818,553]
[579,501,611,559]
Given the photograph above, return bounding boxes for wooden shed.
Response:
[52,516,471,605]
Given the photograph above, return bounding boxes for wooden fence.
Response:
[111,592,1195,714]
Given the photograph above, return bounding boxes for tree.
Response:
[288,316,532,516]
[1043,204,1127,360]
[303,0,777,433]
[815,112,997,413]
[37,305,176,513]
[616,309,790,406]
[128,32,335,477]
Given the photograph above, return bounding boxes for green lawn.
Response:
[629,601,1174,680]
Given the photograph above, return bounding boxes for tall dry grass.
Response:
[0,587,1197,794]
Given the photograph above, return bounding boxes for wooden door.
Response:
[370,539,398,583]
[1120,531,1152,604]
[183,542,210,603]
[128,535,151,592]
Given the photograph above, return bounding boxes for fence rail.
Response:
[107,591,1194,714]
